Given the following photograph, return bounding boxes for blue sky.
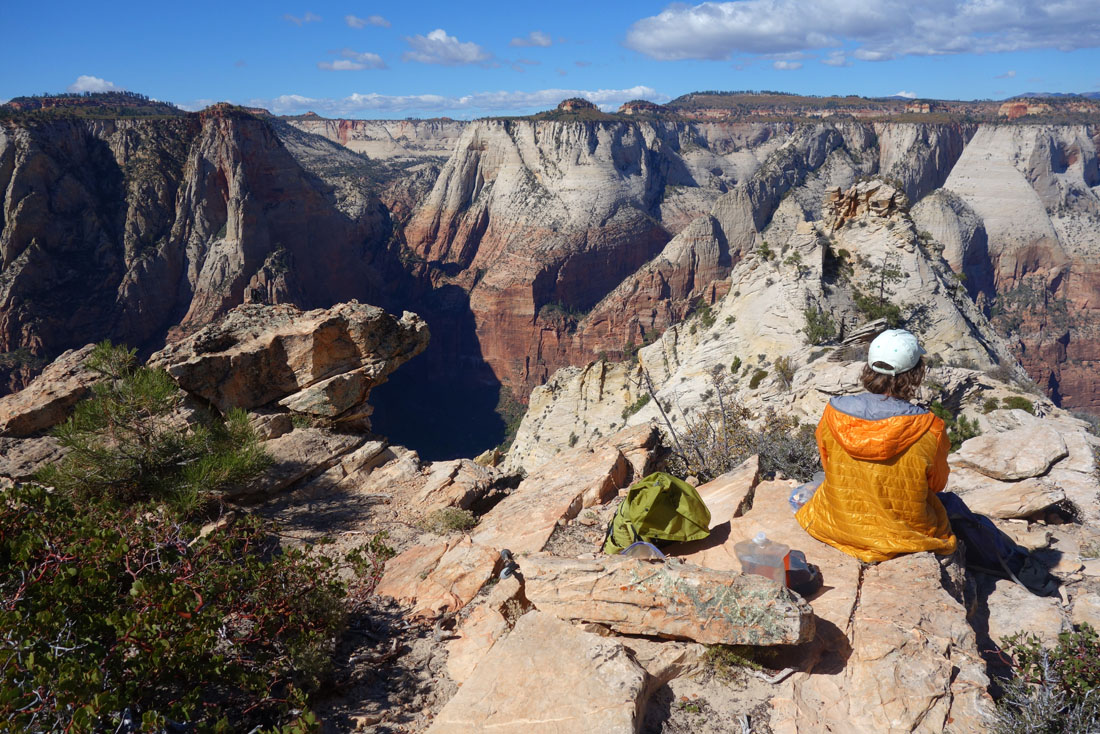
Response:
[4,0,1100,118]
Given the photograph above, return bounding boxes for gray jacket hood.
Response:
[829,393,928,421]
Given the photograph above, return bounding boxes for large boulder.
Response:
[426,611,647,734]
[0,344,97,436]
[149,302,429,422]
[375,535,500,618]
[947,467,1065,519]
[952,426,1068,481]
[521,553,814,645]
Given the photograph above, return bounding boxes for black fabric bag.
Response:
[938,491,1059,597]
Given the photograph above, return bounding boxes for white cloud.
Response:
[996,70,1017,79]
[510,30,552,47]
[318,60,363,71]
[625,1,1100,64]
[346,14,390,28]
[252,85,668,118]
[284,11,321,26]
[403,29,492,66]
[67,75,122,93]
[773,60,803,70]
[318,48,387,71]
[893,90,917,98]
[821,51,851,67]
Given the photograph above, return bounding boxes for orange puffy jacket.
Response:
[795,393,956,563]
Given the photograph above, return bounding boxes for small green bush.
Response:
[995,624,1100,733]
[703,644,775,680]
[420,507,478,534]
[748,369,768,389]
[1003,396,1036,414]
[622,393,651,420]
[756,242,775,261]
[774,355,795,389]
[730,356,742,374]
[983,397,1000,413]
[930,401,981,452]
[852,287,903,327]
[802,306,838,345]
[0,483,385,732]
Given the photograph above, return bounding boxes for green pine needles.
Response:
[35,341,268,512]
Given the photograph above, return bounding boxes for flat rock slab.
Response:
[0,344,96,437]
[473,435,634,554]
[409,458,497,516]
[693,455,760,527]
[233,428,365,500]
[772,553,993,734]
[522,553,814,645]
[426,611,646,734]
[985,578,1067,646]
[953,426,1067,481]
[948,466,1065,519]
[376,535,499,618]
[0,436,66,480]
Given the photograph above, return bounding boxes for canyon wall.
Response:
[287,116,467,160]
[915,125,1100,410]
[0,106,393,392]
[3,107,1099,436]
[401,118,975,396]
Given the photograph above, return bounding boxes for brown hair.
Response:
[860,356,926,402]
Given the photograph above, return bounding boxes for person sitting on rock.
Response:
[795,328,957,563]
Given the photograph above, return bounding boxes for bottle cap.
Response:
[753,532,767,544]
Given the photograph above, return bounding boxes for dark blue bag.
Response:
[938,492,1058,597]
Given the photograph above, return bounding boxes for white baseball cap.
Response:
[867,329,925,376]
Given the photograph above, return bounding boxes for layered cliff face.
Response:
[915,125,1100,410]
[0,108,392,392]
[401,118,974,397]
[287,117,467,160]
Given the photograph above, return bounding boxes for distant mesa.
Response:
[904,100,946,114]
[998,100,1051,120]
[617,99,664,116]
[199,102,271,119]
[1,90,183,118]
[557,97,597,113]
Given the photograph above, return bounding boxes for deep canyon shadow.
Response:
[370,284,508,461]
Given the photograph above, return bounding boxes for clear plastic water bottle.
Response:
[789,472,824,513]
[734,532,790,584]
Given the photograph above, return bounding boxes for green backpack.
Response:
[602,472,712,554]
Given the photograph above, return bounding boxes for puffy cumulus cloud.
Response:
[626,1,1100,63]
[402,29,492,66]
[284,11,321,26]
[510,30,552,47]
[773,60,803,70]
[68,75,122,93]
[893,90,917,98]
[318,48,387,71]
[254,85,667,118]
[346,14,390,29]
